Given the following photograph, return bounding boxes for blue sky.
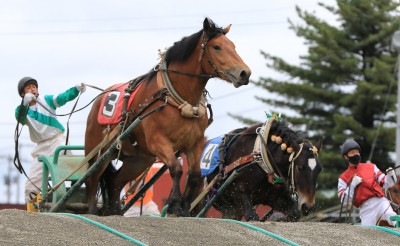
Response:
[0,0,336,204]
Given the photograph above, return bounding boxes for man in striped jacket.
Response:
[337,139,397,226]
[15,76,85,211]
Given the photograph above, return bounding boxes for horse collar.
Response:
[254,118,280,178]
[156,58,207,119]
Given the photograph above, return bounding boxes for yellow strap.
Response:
[190,173,221,212]
[123,166,151,200]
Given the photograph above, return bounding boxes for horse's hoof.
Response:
[181,210,190,217]
[166,202,184,217]
[98,207,112,216]
[269,212,287,222]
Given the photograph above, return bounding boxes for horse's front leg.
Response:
[153,145,184,216]
[239,192,259,221]
[182,150,203,217]
[285,202,301,222]
[275,195,300,222]
[165,155,184,216]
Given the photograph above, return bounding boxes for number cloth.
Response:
[97,83,143,125]
[200,136,224,177]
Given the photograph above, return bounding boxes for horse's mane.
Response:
[165,19,224,64]
[144,19,224,82]
[271,120,303,151]
[238,119,303,151]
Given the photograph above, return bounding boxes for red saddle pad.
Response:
[97,83,143,125]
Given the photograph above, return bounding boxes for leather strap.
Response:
[224,153,255,176]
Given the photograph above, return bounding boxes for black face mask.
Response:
[348,155,361,165]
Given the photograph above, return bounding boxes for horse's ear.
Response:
[203,17,215,34]
[222,24,231,35]
[316,138,323,153]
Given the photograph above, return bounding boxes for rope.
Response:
[13,99,29,175]
[13,99,43,196]
[64,91,82,153]
[32,82,130,118]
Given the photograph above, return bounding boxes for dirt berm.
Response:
[0,209,398,245]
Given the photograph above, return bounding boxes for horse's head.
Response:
[201,17,251,87]
[292,140,322,216]
[268,119,322,217]
[387,174,400,213]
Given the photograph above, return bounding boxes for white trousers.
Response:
[123,201,161,217]
[24,133,70,202]
[359,197,397,226]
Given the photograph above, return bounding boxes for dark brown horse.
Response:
[199,118,322,221]
[84,18,251,216]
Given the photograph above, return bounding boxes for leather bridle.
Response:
[157,32,225,79]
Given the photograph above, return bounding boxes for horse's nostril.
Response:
[240,70,249,79]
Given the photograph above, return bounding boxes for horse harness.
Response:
[220,118,308,201]
[152,31,227,121]
[156,58,208,119]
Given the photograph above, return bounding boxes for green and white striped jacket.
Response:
[15,86,79,143]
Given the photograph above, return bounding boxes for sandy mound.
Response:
[0,209,398,245]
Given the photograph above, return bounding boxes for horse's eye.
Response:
[213,45,221,50]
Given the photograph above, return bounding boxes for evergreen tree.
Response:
[248,0,400,208]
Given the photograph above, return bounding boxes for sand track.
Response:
[0,209,399,245]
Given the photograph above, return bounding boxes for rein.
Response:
[33,82,131,118]
[287,143,304,201]
[157,66,216,79]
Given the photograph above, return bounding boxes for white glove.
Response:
[23,92,36,106]
[76,83,86,93]
[341,189,349,203]
[386,167,395,177]
[351,175,362,187]
[384,167,397,188]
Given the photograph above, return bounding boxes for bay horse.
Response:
[386,175,400,214]
[84,18,251,216]
[199,117,322,221]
